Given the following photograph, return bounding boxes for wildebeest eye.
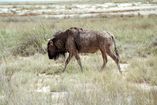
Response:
[48,40,54,46]
[49,41,53,46]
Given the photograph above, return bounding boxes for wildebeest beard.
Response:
[48,49,66,60]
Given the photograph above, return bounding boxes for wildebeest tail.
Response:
[111,35,119,58]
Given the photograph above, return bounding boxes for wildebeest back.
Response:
[74,30,99,53]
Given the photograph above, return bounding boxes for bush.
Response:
[12,32,46,56]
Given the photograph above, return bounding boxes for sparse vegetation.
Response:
[0,16,157,105]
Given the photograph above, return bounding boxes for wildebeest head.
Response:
[47,38,57,59]
[47,36,66,60]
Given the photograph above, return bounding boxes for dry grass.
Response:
[1,54,157,105]
[0,16,157,105]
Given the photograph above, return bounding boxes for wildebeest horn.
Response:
[47,38,51,41]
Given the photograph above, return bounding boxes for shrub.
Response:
[12,32,46,56]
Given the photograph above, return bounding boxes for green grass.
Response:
[0,16,157,105]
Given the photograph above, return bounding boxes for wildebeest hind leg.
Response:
[106,47,122,74]
[75,53,83,72]
[63,53,73,72]
[100,48,107,71]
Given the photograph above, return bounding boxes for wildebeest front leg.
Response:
[75,53,83,72]
[63,53,73,72]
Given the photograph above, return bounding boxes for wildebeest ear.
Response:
[55,40,64,49]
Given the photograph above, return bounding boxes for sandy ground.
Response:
[0,2,157,18]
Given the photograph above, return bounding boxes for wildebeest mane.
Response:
[51,31,68,60]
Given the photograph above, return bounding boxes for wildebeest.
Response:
[47,27,122,73]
